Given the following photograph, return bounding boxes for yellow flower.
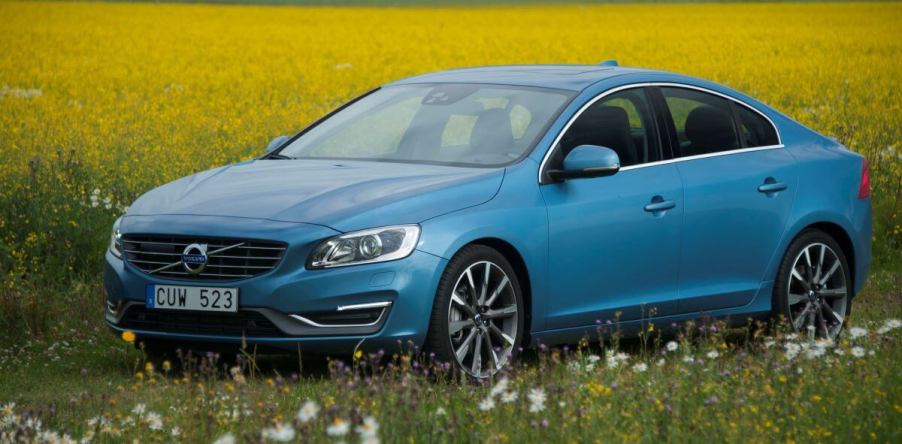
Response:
[354,349,363,360]
[121,330,136,344]
[586,382,612,397]
[162,360,171,371]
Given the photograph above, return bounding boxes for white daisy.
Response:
[326,418,350,437]
[527,388,546,413]
[356,416,379,438]
[213,433,236,444]
[296,400,319,423]
[500,391,519,403]
[262,423,296,442]
[490,377,509,397]
[144,412,163,431]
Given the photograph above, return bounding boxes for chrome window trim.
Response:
[618,144,785,171]
[538,82,783,183]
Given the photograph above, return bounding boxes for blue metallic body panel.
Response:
[675,147,798,313]
[540,163,684,328]
[105,65,872,353]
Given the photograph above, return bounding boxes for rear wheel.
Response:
[427,245,524,378]
[773,229,852,340]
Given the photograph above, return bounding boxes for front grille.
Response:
[119,306,283,337]
[122,235,286,282]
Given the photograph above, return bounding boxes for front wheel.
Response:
[773,229,852,340]
[427,245,524,379]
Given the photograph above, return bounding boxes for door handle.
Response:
[758,178,787,194]
[644,196,676,213]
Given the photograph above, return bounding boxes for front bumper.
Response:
[103,216,447,353]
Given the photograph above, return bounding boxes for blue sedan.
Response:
[104,62,871,378]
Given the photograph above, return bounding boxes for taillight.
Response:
[858,158,870,199]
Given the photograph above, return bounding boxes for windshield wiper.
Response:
[263,152,294,160]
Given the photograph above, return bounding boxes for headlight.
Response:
[307,225,420,269]
[109,217,123,258]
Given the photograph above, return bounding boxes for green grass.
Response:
[1,266,900,443]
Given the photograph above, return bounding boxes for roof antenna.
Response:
[598,59,619,67]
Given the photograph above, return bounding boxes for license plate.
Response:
[146,285,238,312]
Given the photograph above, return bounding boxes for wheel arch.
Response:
[461,237,533,343]
[781,219,857,294]
[804,222,856,293]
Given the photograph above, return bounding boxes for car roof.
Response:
[387,64,664,91]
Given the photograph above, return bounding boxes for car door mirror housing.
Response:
[547,145,621,182]
[266,135,289,154]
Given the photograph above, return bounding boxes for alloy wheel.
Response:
[447,260,518,378]
[786,242,848,340]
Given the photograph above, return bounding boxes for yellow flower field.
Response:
[0,1,900,285]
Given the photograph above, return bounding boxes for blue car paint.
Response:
[104,65,871,353]
[559,145,621,172]
[540,162,684,328]
[127,159,504,232]
[674,147,799,313]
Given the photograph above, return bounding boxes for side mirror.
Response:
[547,145,620,181]
[266,135,289,154]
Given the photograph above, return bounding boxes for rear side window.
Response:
[661,87,740,157]
[734,104,779,147]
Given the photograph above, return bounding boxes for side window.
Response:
[733,104,779,147]
[660,87,739,157]
[557,88,659,167]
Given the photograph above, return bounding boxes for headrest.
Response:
[685,106,736,154]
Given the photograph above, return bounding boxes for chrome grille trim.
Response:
[122,235,287,282]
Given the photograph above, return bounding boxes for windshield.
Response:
[277,84,573,167]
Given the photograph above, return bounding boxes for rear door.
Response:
[653,85,797,313]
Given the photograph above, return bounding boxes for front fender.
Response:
[415,160,550,331]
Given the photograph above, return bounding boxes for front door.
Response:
[540,86,684,329]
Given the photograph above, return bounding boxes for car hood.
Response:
[127,159,505,232]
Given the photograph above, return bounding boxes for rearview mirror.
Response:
[266,135,289,154]
[547,145,620,181]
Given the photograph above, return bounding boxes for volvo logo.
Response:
[181,243,208,275]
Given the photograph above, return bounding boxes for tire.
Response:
[426,245,525,379]
[773,229,852,340]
